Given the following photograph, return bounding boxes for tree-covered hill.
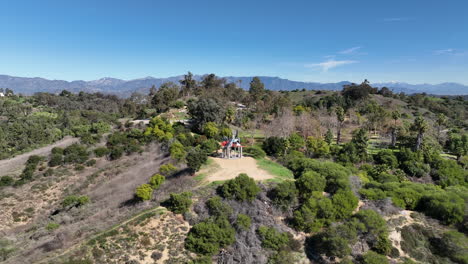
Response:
[0,74,467,264]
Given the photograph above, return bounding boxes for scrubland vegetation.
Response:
[0,74,467,263]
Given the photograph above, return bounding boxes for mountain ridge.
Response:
[0,74,467,96]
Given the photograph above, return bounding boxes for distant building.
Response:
[0,92,4,97]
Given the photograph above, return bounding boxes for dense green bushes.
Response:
[185,217,235,255]
[62,195,90,208]
[0,176,14,187]
[309,209,391,259]
[169,141,186,162]
[106,130,144,160]
[205,196,233,218]
[243,145,266,159]
[149,174,165,189]
[218,173,260,202]
[262,137,288,157]
[431,230,468,264]
[186,146,208,173]
[135,184,153,201]
[93,147,110,157]
[360,251,389,264]
[165,192,193,214]
[373,150,398,168]
[360,181,467,226]
[269,181,298,209]
[235,214,251,230]
[18,155,44,183]
[257,226,290,250]
[63,144,89,164]
[292,196,333,232]
[296,171,326,199]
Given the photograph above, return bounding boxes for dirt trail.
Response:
[204,157,274,182]
[0,136,79,176]
[385,210,417,259]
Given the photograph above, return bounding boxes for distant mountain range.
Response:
[0,74,467,97]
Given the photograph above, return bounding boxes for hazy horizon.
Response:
[1,0,468,85]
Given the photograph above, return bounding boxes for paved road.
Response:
[0,136,79,176]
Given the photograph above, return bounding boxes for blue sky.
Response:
[1,0,467,84]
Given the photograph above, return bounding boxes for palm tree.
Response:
[411,116,428,151]
[179,71,196,97]
[336,106,345,144]
[436,113,447,144]
[391,110,401,147]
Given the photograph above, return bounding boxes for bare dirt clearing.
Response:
[200,157,275,182]
[0,136,79,176]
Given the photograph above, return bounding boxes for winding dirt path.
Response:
[0,136,79,176]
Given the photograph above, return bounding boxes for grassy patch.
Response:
[257,158,294,182]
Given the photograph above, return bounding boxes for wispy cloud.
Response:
[434,49,468,56]
[339,46,362,54]
[435,49,455,55]
[383,17,412,22]
[305,60,358,71]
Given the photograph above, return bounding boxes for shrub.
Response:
[0,176,14,187]
[43,168,54,176]
[332,190,358,220]
[85,159,96,167]
[431,230,468,264]
[374,150,398,168]
[354,210,391,255]
[306,136,330,158]
[219,127,232,138]
[270,181,298,209]
[109,146,124,160]
[94,147,110,157]
[170,141,186,162]
[149,174,165,189]
[186,146,208,173]
[243,145,266,159]
[46,222,60,231]
[263,137,287,157]
[257,226,290,250]
[200,138,220,155]
[185,218,235,255]
[360,251,389,264]
[49,153,63,167]
[292,198,324,232]
[288,133,305,151]
[159,164,177,176]
[203,122,219,138]
[296,171,326,199]
[62,195,90,207]
[188,256,212,264]
[135,184,153,201]
[172,100,185,109]
[312,224,354,258]
[20,155,44,181]
[51,147,64,155]
[206,196,232,218]
[418,191,464,225]
[218,173,260,202]
[235,214,251,230]
[63,144,89,164]
[268,250,297,264]
[166,192,192,214]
